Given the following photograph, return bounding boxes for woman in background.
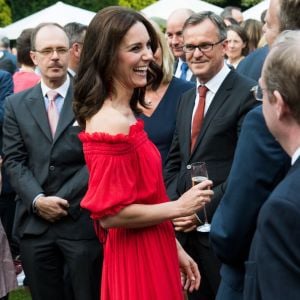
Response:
[140,21,193,165]
[226,24,249,68]
[242,19,263,52]
[13,28,40,93]
[74,7,213,300]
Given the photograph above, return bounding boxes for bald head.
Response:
[166,8,194,59]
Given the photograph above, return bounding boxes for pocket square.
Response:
[72,120,79,126]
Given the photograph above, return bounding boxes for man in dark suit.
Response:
[166,8,196,82]
[63,22,87,77]
[210,105,290,300]
[243,32,300,300]
[236,45,268,81]
[164,11,256,300]
[210,1,300,299]
[2,23,101,300]
[0,36,17,74]
[0,70,13,130]
[0,70,14,250]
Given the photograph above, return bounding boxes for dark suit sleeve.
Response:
[56,165,88,219]
[3,97,45,211]
[210,106,290,264]
[0,71,13,124]
[164,94,185,200]
[201,78,259,223]
[250,197,300,299]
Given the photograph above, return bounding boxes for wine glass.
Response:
[191,162,211,233]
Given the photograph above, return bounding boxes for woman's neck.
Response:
[19,65,36,72]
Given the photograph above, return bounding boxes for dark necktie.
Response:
[180,62,189,80]
[191,85,208,151]
[47,90,59,137]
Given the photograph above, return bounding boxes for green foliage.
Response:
[203,0,262,10]
[118,0,156,11]
[9,287,32,300]
[7,0,264,24]
[0,0,12,26]
[9,0,118,22]
[241,0,261,8]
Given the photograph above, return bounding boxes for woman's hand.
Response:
[177,240,200,292]
[176,179,213,217]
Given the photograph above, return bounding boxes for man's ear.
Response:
[222,40,228,55]
[273,90,291,121]
[72,43,81,58]
[30,51,38,66]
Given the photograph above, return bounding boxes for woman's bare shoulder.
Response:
[85,106,131,135]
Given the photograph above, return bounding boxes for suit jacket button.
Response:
[187,164,191,170]
[49,165,55,171]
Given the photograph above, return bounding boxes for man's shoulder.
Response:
[8,84,41,103]
[223,70,256,94]
[0,69,11,79]
[240,46,269,65]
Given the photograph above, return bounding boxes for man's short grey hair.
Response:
[183,11,227,41]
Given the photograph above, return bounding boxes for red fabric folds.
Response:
[79,120,184,300]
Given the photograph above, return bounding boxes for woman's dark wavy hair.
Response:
[73,6,163,127]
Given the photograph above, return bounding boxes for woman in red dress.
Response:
[74,7,213,300]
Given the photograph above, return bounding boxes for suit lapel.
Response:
[191,71,235,156]
[26,84,53,143]
[182,88,196,156]
[53,83,74,142]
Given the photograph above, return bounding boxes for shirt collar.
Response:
[68,68,76,77]
[197,64,231,94]
[41,75,70,99]
[291,147,300,165]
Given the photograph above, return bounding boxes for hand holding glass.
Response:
[191,162,211,232]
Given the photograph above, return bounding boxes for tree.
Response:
[118,0,156,11]
[0,0,12,26]
[207,0,262,9]
[8,0,118,22]
[241,0,261,7]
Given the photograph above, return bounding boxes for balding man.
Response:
[166,8,195,81]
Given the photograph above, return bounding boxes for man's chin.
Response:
[173,51,184,59]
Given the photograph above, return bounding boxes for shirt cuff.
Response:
[32,193,45,213]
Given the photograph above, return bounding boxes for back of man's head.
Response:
[264,30,300,123]
[64,22,87,46]
[279,0,300,31]
[220,6,243,23]
[0,35,10,49]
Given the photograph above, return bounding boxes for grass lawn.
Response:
[9,287,31,300]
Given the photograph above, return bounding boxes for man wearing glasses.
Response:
[2,23,101,300]
[164,11,257,300]
[210,0,300,299]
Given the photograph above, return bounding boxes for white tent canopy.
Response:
[141,0,222,20]
[243,0,269,21]
[0,1,96,40]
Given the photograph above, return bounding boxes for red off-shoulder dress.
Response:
[79,120,184,300]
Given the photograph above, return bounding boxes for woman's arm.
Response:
[100,180,213,229]
[176,239,201,292]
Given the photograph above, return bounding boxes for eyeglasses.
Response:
[182,39,225,53]
[251,85,264,101]
[34,47,69,57]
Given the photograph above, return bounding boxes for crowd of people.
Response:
[0,0,300,300]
